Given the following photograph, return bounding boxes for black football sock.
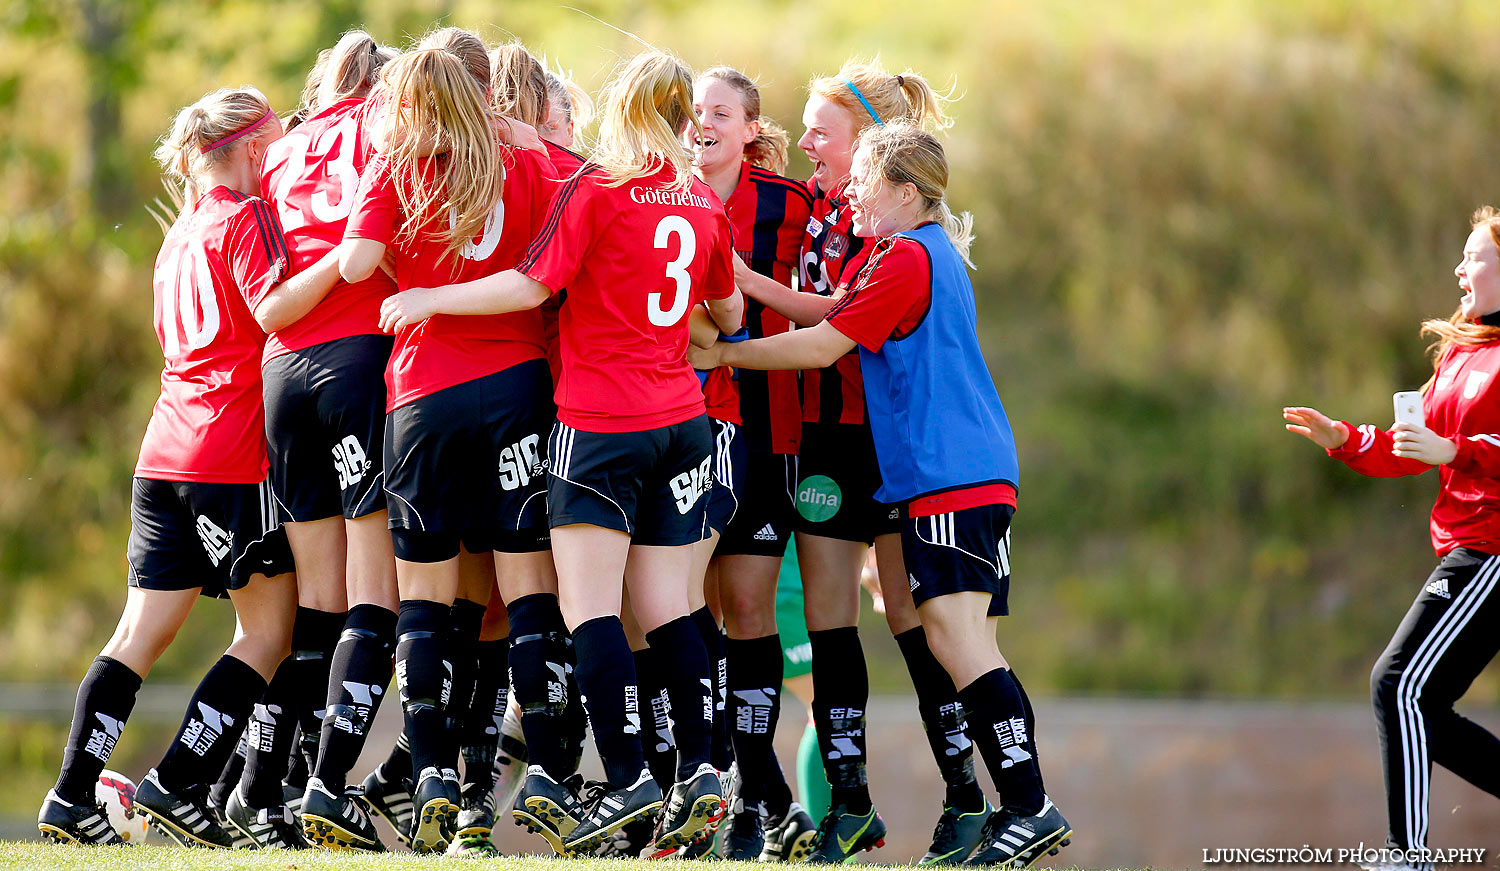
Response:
[808,627,871,814]
[460,638,508,790]
[55,656,142,805]
[155,655,265,794]
[691,607,733,772]
[291,606,345,777]
[240,656,300,809]
[646,615,714,780]
[636,647,677,791]
[895,627,984,812]
[209,737,247,813]
[762,748,795,820]
[958,668,1044,816]
[726,634,784,807]
[395,599,454,777]
[446,598,486,762]
[313,603,396,793]
[507,593,571,779]
[572,616,647,788]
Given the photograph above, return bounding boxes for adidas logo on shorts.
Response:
[1426,577,1452,599]
[753,524,777,542]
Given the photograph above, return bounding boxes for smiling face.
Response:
[847,143,922,238]
[690,77,757,173]
[797,94,859,192]
[1457,224,1500,320]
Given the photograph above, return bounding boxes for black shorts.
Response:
[717,452,798,557]
[547,415,713,547]
[126,477,294,599]
[263,334,393,522]
[793,421,900,543]
[384,359,553,561]
[901,502,1013,617]
[705,418,748,536]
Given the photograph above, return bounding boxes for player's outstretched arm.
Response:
[733,256,836,327]
[689,320,855,372]
[254,246,344,333]
[378,268,549,332]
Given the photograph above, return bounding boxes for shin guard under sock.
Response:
[241,656,300,808]
[958,667,1044,816]
[726,634,784,805]
[56,656,142,805]
[156,655,265,794]
[894,627,983,812]
[395,599,453,777]
[646,615,714,780]
[313,604,396,793]
[572,616,647,788]
[808,626,870,813]
[507,593,571,779]
[636,647,677,791]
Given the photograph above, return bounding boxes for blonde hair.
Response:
[1422,206,1500,372]
[594,50,698,192]
[489,42,549,128]
[298,30,398,119]
[418,26,490,90]
[547,66,594,136]
[699,66,790,175]
[857,121,974,267]
[153,86,278,213]
[378,48,502,263]
[809,59,954,134]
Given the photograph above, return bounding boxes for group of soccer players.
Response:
[36,23,1072,868]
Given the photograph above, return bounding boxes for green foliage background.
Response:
[3,0,1498,705]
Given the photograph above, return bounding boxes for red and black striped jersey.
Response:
[799,182,872,426]
[703,162,813,449]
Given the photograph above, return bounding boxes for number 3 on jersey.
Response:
[649,215,696,326]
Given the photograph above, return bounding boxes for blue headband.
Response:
[841,77,884,127]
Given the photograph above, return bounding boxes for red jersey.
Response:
[258,98,395,362]
[1330,339,1500,555]
[701,163,813,444]
[800,182,872,426]
[345,145,555,411]
[519,163,736,433]
[538,140,587,385]
[136,187,288,482]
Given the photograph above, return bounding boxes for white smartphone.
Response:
[1393,391,1424,427]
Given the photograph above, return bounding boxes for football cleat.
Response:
[716,796,764,860]
[358,767,413,845]
[920,800,996,865]
[963,797,1071,868]
[407,766,459,853]
[37,789,124,845]
[300,776,384,852]
[592,816,655,858]
[652,763,724,851]
[455,780,498,842]
[512,766,584,855]
[805,803,886,864]
[133,769,236,849]
[223,786,307,849]
[759,801,817,862]
[564,769,664,855]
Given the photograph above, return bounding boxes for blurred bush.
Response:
[1,0,1496,700]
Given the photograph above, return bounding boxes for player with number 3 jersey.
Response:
[383,50,744,856]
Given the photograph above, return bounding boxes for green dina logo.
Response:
[797,475,842,522]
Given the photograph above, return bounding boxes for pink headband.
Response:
[203,108,275,152]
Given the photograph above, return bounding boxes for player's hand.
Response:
[686,342,724,370]
[499,116,547,153]
[380,288,436,333]
[1283,406,1350,450]
[1391,422,1457,464]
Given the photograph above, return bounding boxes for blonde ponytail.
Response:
[154,87,277,215]
[378,48,502,263]
[489,42,549,128]
[417,27,489,90]
[594,50,697,192]
[297,30,396,116]
[857,121,974,267]
[809,59,955,134]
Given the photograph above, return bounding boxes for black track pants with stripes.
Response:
[1370,547,1500,853]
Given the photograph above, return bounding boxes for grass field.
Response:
[0,844,1109,871]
